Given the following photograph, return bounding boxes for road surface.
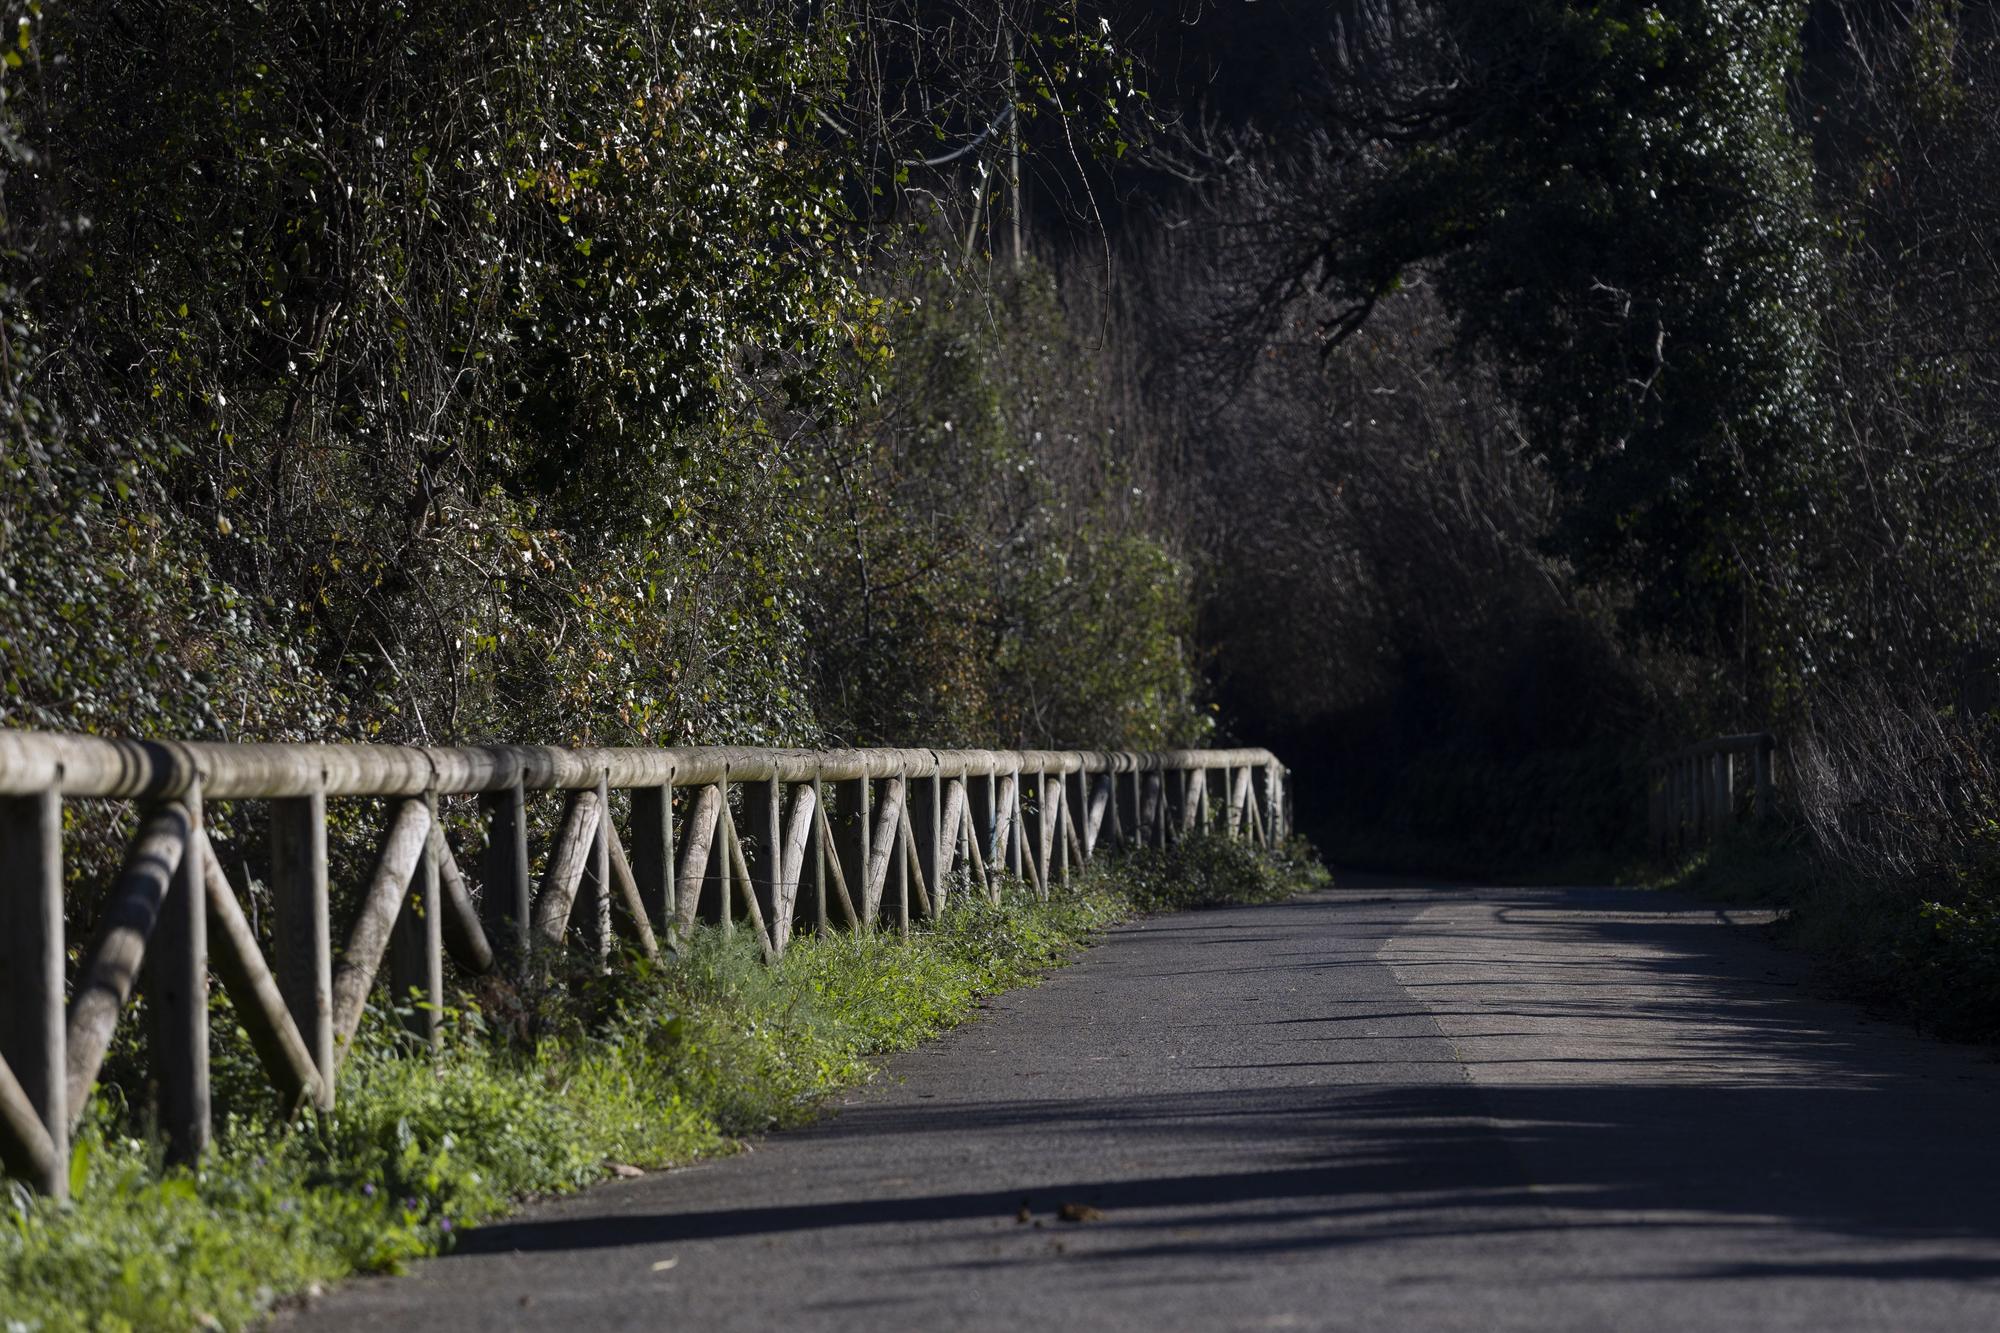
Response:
[290,879,2000,1330]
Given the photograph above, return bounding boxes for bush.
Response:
[1115,834,1329,912]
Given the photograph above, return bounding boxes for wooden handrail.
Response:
[0,732,1281,799]
[0,730,1289,1198]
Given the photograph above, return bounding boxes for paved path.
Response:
[291,881,2000,1331]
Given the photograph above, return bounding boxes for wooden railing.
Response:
[0,732,1287,1197]
[1648,732,1776,853]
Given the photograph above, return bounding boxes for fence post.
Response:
[892,775,911,936]
[1053,771,1070,884]
[957,779,981,896]
[1258,763,1280,846]
[1045,769,1062,883]
[970,772,995,874]
[673,784,722,940]
[1714,751,1733,833]
[743,778,783,934]
[1008,770,1025,878]
[1068,770,1091,861]
[479,779,531,959]
[630,781,674,933]
[912,770,941,917]
[1099,771,1123,849]
[0,792,66,1197]
[271,791,334,1096]
[589,775,613,963]
[1269,762,1286,843]
[389,790,445,1048]
[1712,752,1727,834]
[148,780,210,1165]
[1021,773,1046,888]
[1083,772,1110,856]
[833,775,870,933]
[714,778,736,939]
[811,772,828,934]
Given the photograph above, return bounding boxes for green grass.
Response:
[0,837,1325,1332]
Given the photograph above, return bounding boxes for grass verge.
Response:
[1660,826,2000,1042]
[0,836,1326,1332]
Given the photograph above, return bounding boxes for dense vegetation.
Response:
[0,0,1193,755]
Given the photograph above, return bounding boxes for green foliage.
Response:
[1114,834,1329,912]
[810,261,1209,748]
[0,0,868,750]
[1319,0,1826,664]
[0,848,1315,1332]
[0,0,1201,761]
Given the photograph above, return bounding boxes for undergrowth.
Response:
[0,837,1322,1332]
[1663,825,2000,1043]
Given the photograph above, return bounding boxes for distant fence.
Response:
[1649,732,1776,853]
[0,732,1287,1197]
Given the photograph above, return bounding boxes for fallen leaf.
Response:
[1057,1203,1104,1223]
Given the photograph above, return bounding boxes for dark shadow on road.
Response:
[455,1078,2000,1272]
[449,884,2000,1282]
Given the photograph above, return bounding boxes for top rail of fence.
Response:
[1650,731,1773,769]
[0,732,1280,800]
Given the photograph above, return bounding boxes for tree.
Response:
[1296,1,1826,675]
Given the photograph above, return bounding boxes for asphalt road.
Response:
[289,879,2000,1331]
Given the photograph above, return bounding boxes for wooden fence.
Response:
[0,732,1287,1197]
[1649,732,1776,853]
